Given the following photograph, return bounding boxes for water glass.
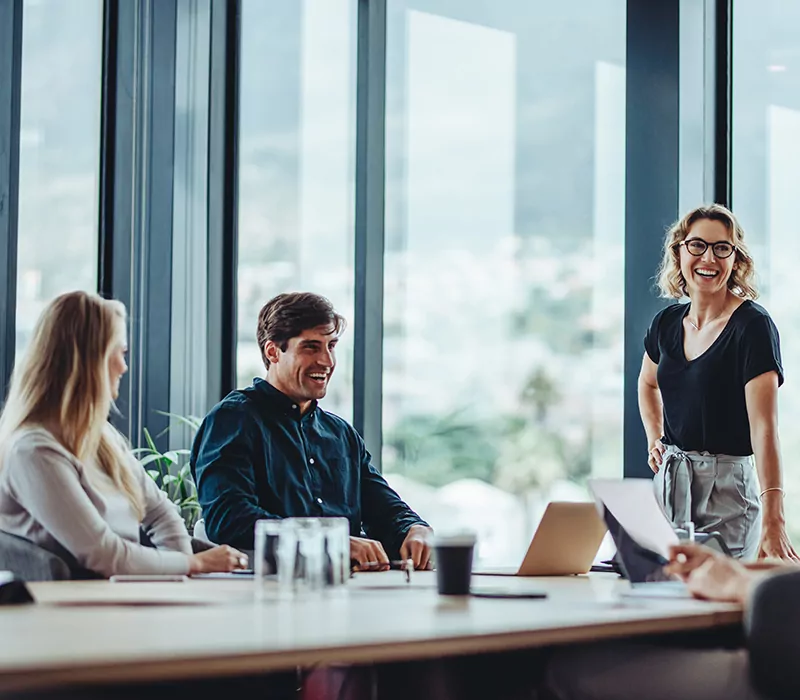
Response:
[290,517,325,594]
[319,517,350,587]
[254,519,292,600]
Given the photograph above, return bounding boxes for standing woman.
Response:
[0,291,247,577]
[639,204,797,560]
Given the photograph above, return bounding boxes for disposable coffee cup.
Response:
[433,532,476,595]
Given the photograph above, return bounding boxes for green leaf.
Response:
[143,428,159,454]
[131,447,155,457]
[177,500,201,510]
[179,463,192,478]
[163,474,179,485]
[146,469,160,481]
[139,453,167,468]
[162,451,180,465]
[154,410,203,433]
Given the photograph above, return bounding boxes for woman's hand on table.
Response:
[189,545,249,574]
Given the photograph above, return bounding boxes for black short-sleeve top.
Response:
[644,300,783,456]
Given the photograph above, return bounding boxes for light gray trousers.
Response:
[653,444,761,560]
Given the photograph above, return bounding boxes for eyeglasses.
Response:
[677,238,736,259]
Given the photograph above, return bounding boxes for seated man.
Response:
[191,292,432,570]
[544,542,796,700]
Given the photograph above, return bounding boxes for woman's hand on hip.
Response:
[757,523,800,562]
[647,438,666,473]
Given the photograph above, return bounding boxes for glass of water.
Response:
[319,517,351,588]
[290,517,325,594]
[254,519,291,600]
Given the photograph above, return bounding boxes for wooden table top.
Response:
[0,572,740,693]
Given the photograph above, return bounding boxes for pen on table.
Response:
[350,559,415,583]
[351,559,414,570]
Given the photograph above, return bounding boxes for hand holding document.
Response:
[588,478,679,560]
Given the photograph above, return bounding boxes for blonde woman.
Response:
[0,291,248,577]
[639,204,796,560]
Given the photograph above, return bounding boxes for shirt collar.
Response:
[253,378,318,420]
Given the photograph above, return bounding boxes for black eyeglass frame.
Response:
[676,237,737,259]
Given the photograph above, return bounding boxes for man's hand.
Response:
[350,536,390,571]
[400,524,433,570]
[665,543,752,603]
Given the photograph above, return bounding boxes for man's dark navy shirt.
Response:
[190,378,428,555]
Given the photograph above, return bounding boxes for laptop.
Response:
[478,502,607,577]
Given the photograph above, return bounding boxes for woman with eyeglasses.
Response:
[639,204,797,560]
[0,291,249,577]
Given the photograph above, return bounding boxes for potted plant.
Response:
[133,413,202,532]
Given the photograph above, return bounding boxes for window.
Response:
[170,0,212,441]
[732,0,800,541]
[679,0,708,210]
[236,0,357,418]
[16,0,102,354]
[382,0,626,566]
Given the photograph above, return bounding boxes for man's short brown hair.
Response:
[256,292,346,369]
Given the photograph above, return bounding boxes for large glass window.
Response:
[732,0,800,541]
[16,0,102,354]
[679,0,708,210]
[382,0,626,566]
[236,0,357,418]
[170,0,212,442]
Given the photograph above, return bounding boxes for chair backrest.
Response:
[746,569,800,700]
[193,518,213,543]
[0,530,71,581]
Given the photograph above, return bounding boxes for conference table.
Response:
[0,572,741,694]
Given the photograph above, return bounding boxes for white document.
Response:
[588,478,680,559]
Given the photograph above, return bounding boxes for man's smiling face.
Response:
[265,324,338,410]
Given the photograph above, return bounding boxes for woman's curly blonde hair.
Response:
[656,204,758,300]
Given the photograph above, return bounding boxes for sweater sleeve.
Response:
[5,439,191,577]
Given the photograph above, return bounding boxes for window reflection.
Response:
[236,0,357,419]
[16,0,102,355]
[382,0,626,566]
[733,0,800,543]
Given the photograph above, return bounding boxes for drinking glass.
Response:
[254,519,295,600]
[290,517,325,594]
[319,517,350,587]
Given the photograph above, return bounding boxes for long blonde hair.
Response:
[656,204,758,300]
[0,291,143,518]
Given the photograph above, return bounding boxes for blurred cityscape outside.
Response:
[15,0,800,566]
